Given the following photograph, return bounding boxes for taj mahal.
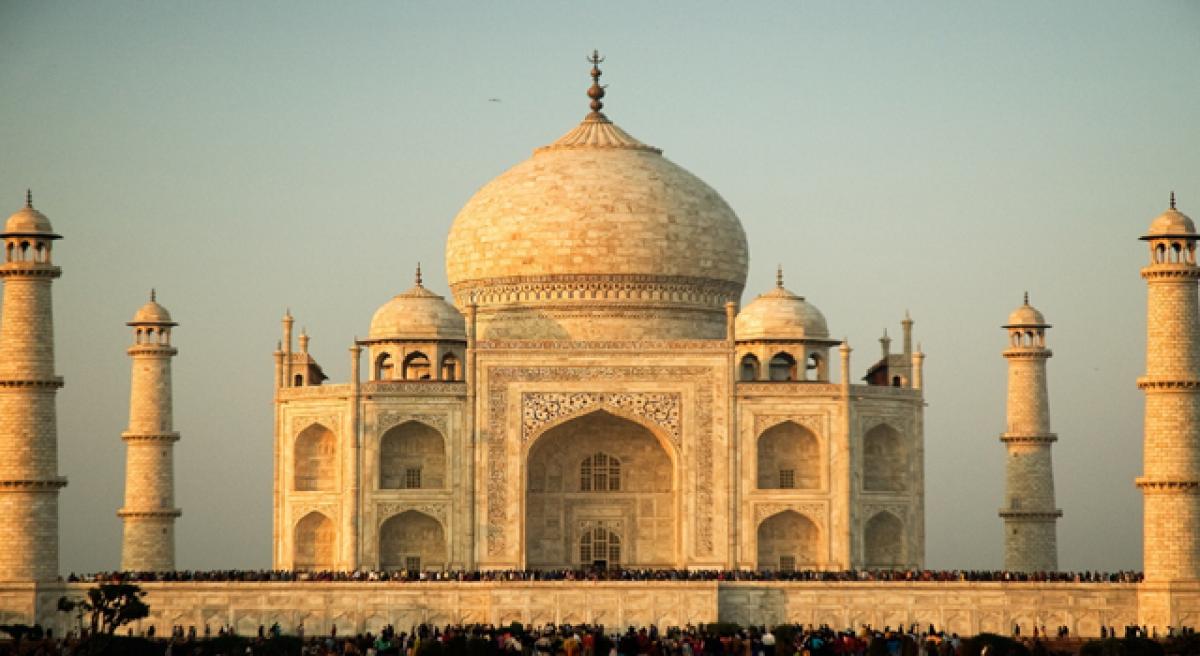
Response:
[0,55,1197,635]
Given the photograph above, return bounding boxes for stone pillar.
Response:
[999,294,1060,572]
[1137,195,1200,584]
[345,342,362,570]
[119,291,181,572]
[0,193,67,581]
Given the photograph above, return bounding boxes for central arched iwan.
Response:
[525,409,675,569]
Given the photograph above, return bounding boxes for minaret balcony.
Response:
[0,262,61,278]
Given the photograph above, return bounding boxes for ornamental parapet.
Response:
[0,376,64,388]
[127,345,178,356]
[1136,377,1200,390]
[0,263,62,278]
[1135,477,1200,491]
[0,477,68,490]
[117,508,182,518]
[451,274,741,310]
[1141,266,1200,280]
[121,431,180,443]
[998,508,1063,519]
[362,381,466,397]
[1002,348,1052,360]
[276,383,352,401]
[476,339,731,352]
[1000,432,1057,444]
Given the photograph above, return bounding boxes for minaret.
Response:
[1137,193,1200,582]
[999,293,1061,572]
[118,290,181,571]
[0,191,67,581]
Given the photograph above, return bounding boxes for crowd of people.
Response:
[64,567,1145,585]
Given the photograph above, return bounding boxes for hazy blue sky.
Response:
[1,2,1198,574]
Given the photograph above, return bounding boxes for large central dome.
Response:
[445,64,749,341]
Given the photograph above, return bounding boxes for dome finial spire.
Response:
[586,49,607,117]
[150,288,156,303]
[25,189,32,209]
[1171,191,1177,210]
[415,262,423,286]
[776,264,784,288]
[1024,291,1030,306]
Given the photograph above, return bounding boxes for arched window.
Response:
[294,424,336,491]
[580,452,621,492]
[380,421,446,489]
[806,353,825,381]
[739,354,761,381]
[768,352,798,381]
[379,510,446,571]
[402,352,431,380]
[863,424,906,492]
[1156,243,1167,263]
[294,512,335,571]
[757,421,819,490]
[375,353,393,381]
[293,374,304,386]
[757,510,818,570]
[579,525,621,568]
[891,375,902,387]
[864,511,905,569]
[441,353,460,381]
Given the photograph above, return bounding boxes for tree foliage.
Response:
[57,583,150,636]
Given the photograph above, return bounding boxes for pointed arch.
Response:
[379,420,445,489]
[378,510,446,571]
[402,351,431,380]
[768,351,798,381]
[294,511,335,570]
[757,421,819,489]
[757,510,819,570]
[294,423,336,491]
[739,354,761,381]
[863,423,907,492]
[864,511,905,569]
[375,352,394,380]
[441,352,460,381]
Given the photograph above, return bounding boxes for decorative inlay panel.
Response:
[376,502,448,526]
[521,392,681,449]
[291,414,339,435]
[484,366,716,557]
[376,411,448,434]
[752,414,824,437]
[291,503,337,523]
[753,502,826,526]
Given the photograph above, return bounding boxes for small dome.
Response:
[1005,295,1047,327]
[736,282,830,341]
[369,278,466,341]
[128,292,176,325]
[1146,208,1195,237]
[4,192,54,235]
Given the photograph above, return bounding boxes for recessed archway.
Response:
[294,511,335,570]
[379,421,445,489]
[294,424,336,491]
[757,510,819,570]
[757,421,819,489]
[525,410,675,569]
[378,510,446,571]
[863,423,906,492]
[864,511,905,569]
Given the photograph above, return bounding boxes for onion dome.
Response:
[3,190,58,236]
[369,265,466,341]
[128,290,176,326]
[735,268,830,341]
[1004,293,1048,328]
[444,53,748,341]
[1143,192,1196,238]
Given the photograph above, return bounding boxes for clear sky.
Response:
[1,1,1198,574]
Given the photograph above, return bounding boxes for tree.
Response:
[57,583,150,636]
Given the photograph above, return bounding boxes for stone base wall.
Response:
[0,580,1180,638]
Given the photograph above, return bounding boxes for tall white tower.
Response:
[0,191,67,581]
[1137,193,1200,583]
[118,291,181,571]
[999,293,1060,572]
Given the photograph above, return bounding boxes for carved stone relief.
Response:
[377,411,448,434]
[752,414,824,438]
[521,392,681,449]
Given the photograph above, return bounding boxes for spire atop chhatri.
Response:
[415,262,423,287]
[587,49,607,117]
[150,288,156,303]
[1024,291,1030,306]
[776,264,784,288]
[1171,191,1177,211]
[25,189,32,209]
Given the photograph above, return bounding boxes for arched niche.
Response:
[863,423,907,492]
[739,354,761,381]
[757,510,819,570]
[294,424,336,491]
[864,511,905,569]
[402,352,431,380]
[379,421,445,489]
[757,421,819,489]
[378,510,446,571]
[768,352,798,381]
[525,410,675,569]
[294,511,335,570]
